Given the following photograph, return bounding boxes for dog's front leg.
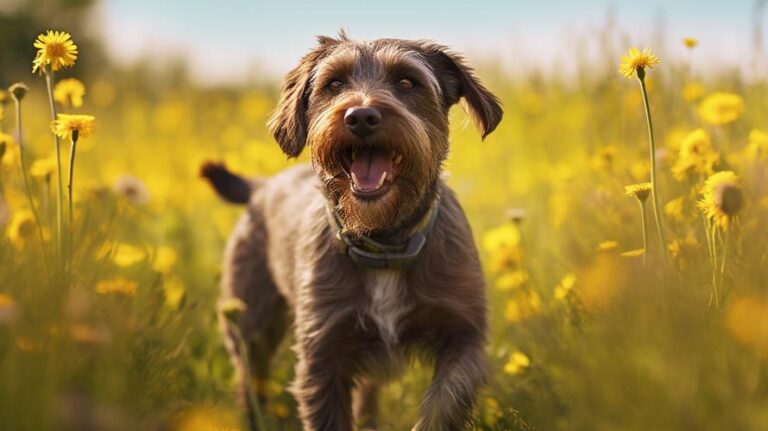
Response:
[412,337,486,431]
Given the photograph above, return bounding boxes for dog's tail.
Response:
[200,161,261,204]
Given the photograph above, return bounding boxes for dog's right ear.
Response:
[268,37,338,158]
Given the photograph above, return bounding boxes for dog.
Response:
[202,31,502,431]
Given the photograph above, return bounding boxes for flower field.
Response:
[2,23,768,431]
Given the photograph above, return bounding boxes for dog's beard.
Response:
[308,97,440,236]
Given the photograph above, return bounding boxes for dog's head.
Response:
[268,32,502,235]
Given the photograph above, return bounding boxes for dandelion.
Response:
[618,47,661,79]
[113,174,150,205]
[504,290,541,322]
[724,296,768,357]
[152,246,178,273]
[619,47,667,261]
[672,129,719,181]
[7,210,37,249]
[597,241,619,252]
[98,242,146,267]
[745,129,768,162]
[698,92,745,126]
[699,171,743,307]
[219,297,247,324]
[625,182,652,266]
[163,276,186,309]
[53,78,86,108]
[664,197,686,223]
[52,114,94,228]
[668,234,700,270]
[483,223,522,272]
[682,82,704,102]
[95,277,138,298]
[495,270,528,291]
[32,30,78,74]
[503,350,531,375]
[30,156,58,181]
[699,171,742,230]
[621,249,645,258]
[553,273,576,301]
[51,114,95,141]
[683,38,698,49]
[0,133,15,165]
[9,83,28,101]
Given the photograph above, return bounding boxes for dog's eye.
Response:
[398,78,415,89]
[328,80,344,92]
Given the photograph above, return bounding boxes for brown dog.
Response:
[203,31,502,431]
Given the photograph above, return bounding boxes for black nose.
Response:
[344,107,381,137]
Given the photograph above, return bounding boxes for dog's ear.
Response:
[268,37,338,157]
[420,43,503,139]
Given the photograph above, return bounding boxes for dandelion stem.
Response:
[44,68,65,265]
[637,72,667,261]
[67,132,78,240]
[13,91,47,250]
[639,200,649,268]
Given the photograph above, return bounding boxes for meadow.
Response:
[1,26,768,431]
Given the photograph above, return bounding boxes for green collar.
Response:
[326,195,441,269]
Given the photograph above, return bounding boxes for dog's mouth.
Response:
[340,146,403,200]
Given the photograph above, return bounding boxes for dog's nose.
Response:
[344,107,381,137]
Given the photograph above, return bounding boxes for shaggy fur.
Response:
[204,31,503,431]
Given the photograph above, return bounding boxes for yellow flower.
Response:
[624,182,652,202]
[483,223,522,273]
[672,129,719,181]
[725,296,768,357]
[30,156,58,180]
[621,249,645,258]
[698,171,743,229]
[745,129,768,162]
[219,297,247,323]
[683,37,698,49]
[32,30,78,74]
[553,273,576,301]
[0,133,17,168]
[95,278,138,298]
[668,234,699,269]
[597,240,619,252]
[591,145,618,171]
[52,114,95,141]
[7,209,37,249]
[152,246,178,273]
[698,92,745,126]
[98,242,146,267]
[664,197,686,223]
[53,78,86,108]
[163,276,186,309]
[682,82,704,102]
[504,290,541,322]
[503,350,531,375]
[618,47,661,78]
[495,270,528,291]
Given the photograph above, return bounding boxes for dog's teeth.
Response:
[394,154,403,164]
[377,171,387,188]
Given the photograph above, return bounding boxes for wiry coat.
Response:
[206,32,502,431]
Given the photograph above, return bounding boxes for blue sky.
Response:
[98,0,763,83]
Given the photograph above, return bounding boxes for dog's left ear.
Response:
[268,37,338,157]
[421,43,503,139]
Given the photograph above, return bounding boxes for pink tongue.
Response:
[350,147,393,191]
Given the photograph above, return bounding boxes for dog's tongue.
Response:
[351,147,393,191]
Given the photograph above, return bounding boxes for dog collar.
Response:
[326,194,441,270]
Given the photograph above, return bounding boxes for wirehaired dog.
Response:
[203,31,502,431]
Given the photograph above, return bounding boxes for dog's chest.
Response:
[362,269,410,346]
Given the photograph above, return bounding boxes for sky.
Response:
[97,0,764,83]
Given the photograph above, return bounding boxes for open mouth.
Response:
[341,146,403,199]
